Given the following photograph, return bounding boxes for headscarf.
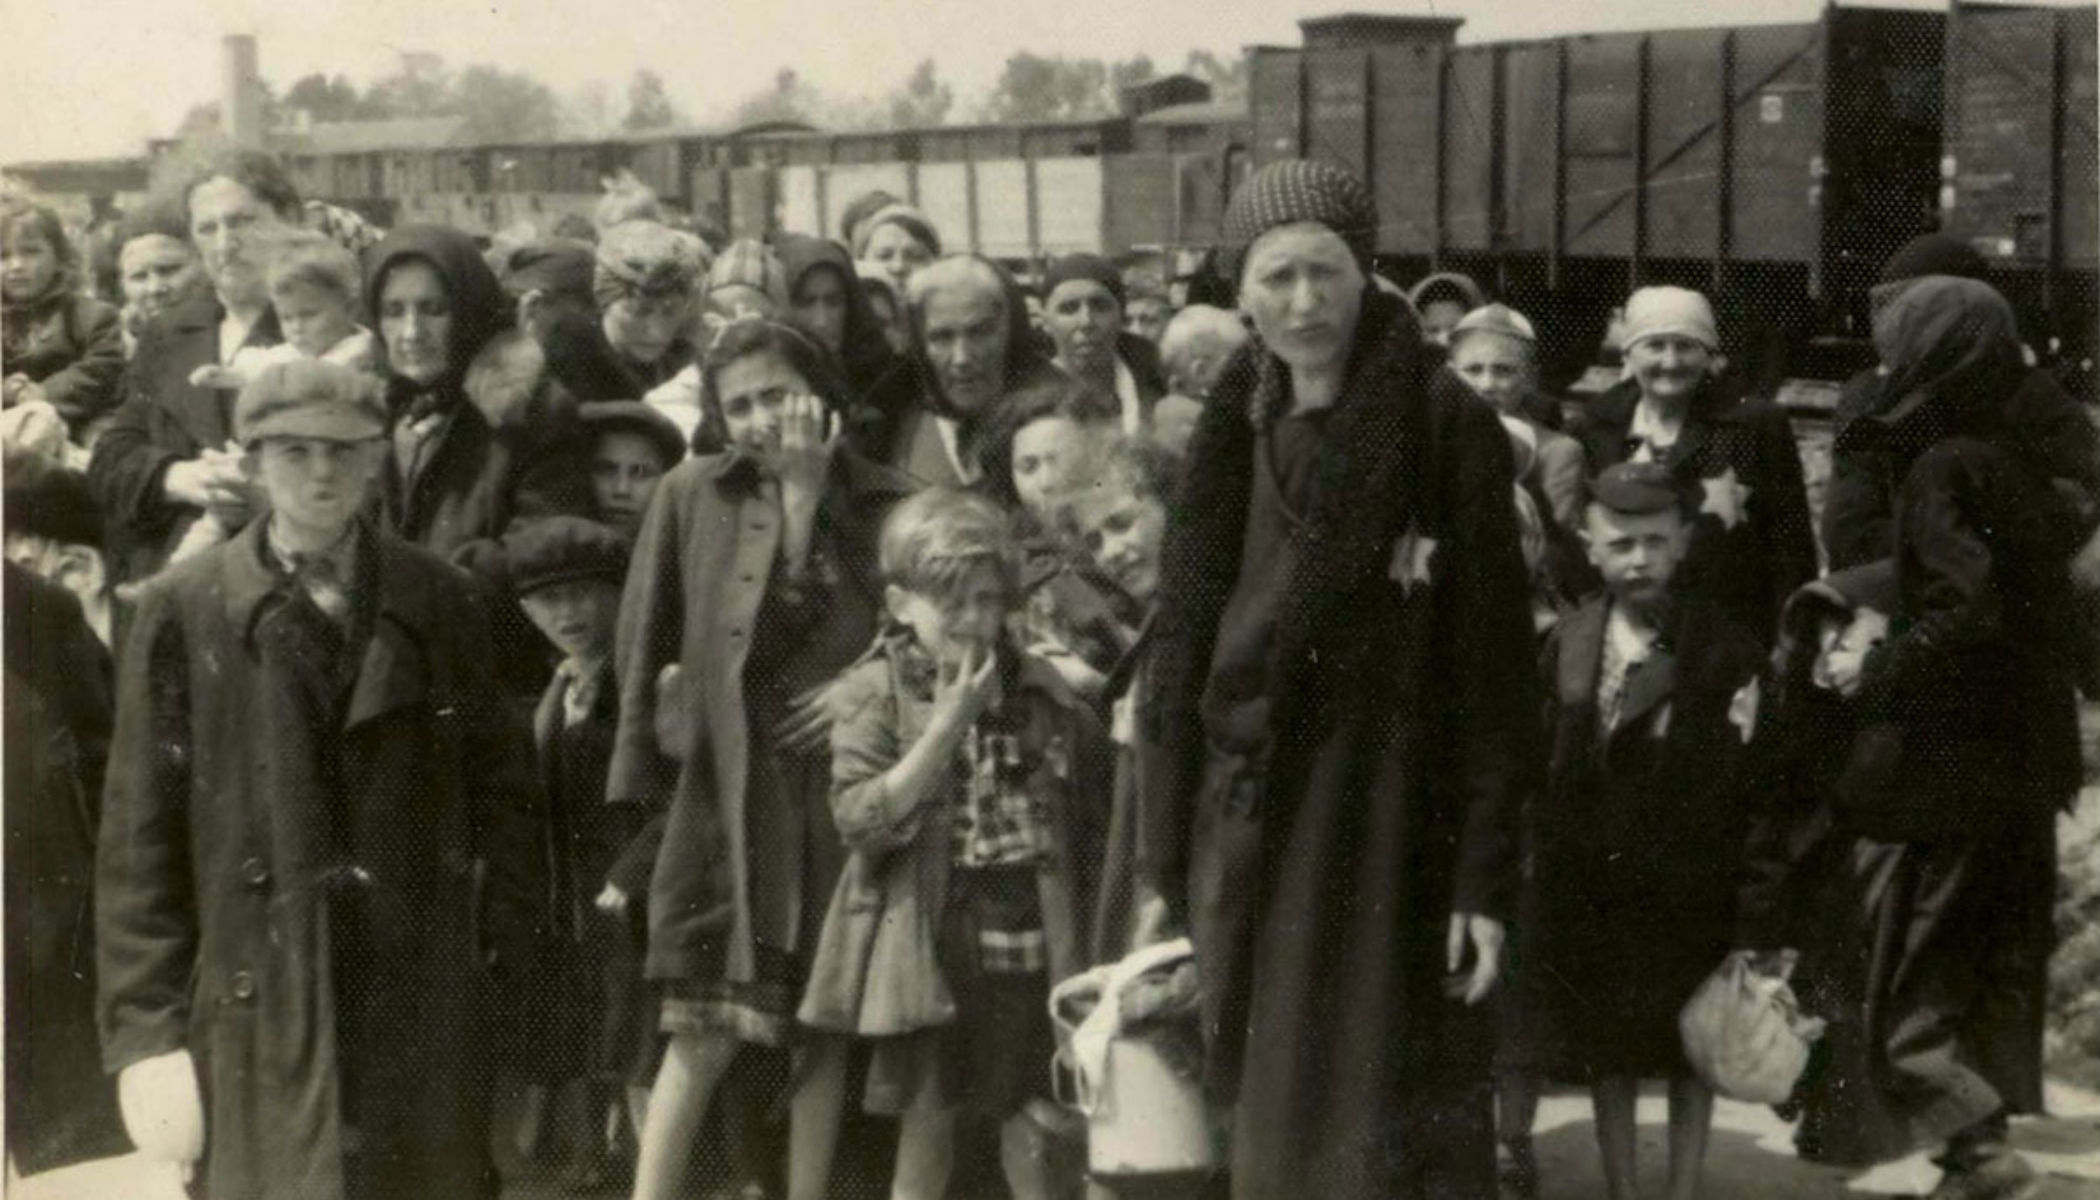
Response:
[364,224,512,417]
[1870,232,1993,318]
[1041,253,1125,309]
[1870,275,2025,445]
[594,219,706,310]
[1219,160,1378,282]
[1619,285,1719,352]
[839,188,902,249]
[705,238,788,310]
[850,203,942,260]
[778,233,896,388]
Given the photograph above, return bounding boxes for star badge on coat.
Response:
[1700,467,1753,531]
[1388,526,1439,594]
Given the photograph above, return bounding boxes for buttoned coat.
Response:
[606,451,909,987]
[95,521,547,1200]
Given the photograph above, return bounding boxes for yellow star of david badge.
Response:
[1700,467,1753,531]
[1388,526,1438,594]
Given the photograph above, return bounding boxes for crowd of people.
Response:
[3,144,2096,1200]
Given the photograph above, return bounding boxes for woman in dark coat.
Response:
[1760,277,2084,1200]
[1572,287,1817,646]
[778,233,919,463]
[86,152,298,587]
[365,224,593,559]
[1141,160,1536,1200]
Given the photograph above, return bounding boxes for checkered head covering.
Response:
[1220,159,1378,282]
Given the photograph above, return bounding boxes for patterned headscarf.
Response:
[593,219,707,309]
[1219,159,1378,282]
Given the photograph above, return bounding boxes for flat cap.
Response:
[1590,460,1685,517]
[234,359,387,446]
[502,516,632,597]
[579,400,687,468]
[494,237,597,301]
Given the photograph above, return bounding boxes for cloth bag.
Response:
[1679,950,1826,1104]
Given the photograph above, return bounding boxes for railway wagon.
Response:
[1941,2,2098,362]
[1252,8,1957,387]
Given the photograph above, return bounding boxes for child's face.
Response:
[888,561,1009,663]
[1,222,60,301]
[250,437,384,540]
[1582,504,1688,610]
[1071,485,1166,605]
[713,349,807,458]
[273,281,359,358]
[591,430,669,536]
[520,578,622,662]
[1010,415,1090,521]
[1449,331,1536,414]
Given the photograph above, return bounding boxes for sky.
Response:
[3,0,2086,164]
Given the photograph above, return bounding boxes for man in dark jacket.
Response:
[97,360,547,1199]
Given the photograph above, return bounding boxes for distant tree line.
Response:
[173,46,1249,147]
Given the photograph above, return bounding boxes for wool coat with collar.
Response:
[605,449,912,988]
[1573,374,1818,646]
[1140,287,1538,1200]
[2,291,125,434]
[95,519,548,1200]
[86,295,283,586]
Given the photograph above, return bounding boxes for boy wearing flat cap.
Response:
[95,358,548,1199]
[506,515,660,1191]
[1527,461,1768,1200]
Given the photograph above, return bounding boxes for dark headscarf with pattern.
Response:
[364,224,512,419]
[1219,160,1379,283]
[1869,275,2025,453]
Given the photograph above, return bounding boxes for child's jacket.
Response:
[799,636,1110,1036]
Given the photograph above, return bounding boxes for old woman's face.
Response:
[1238,223,1364,373]
[920,280,1009,416]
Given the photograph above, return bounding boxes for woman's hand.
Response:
[1026,637,1107,698]
[163,447,250,509]
[776,393,840,498]
[1445,911,1506,1005]
[593,882,629,915]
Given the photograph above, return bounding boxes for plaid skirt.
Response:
[862,864,1058,1119]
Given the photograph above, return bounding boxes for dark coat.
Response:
[1573,375,1818,645]
[3,291,126,433]
[3,564,130,1175]
[606,451,909,985]
[96,521,547,1200]
[1141,289,1536,1199]
[1825,364,2100,571]
[1531,595,1767,1079]
[85,296,283,585]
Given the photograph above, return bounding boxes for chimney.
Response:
[222,34,264,149]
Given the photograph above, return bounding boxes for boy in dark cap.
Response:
[505,515,660,1192]
[96,357,548,1199]
[578,401,686,539]
[1528,461,1768,1200]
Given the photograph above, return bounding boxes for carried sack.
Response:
[1679,950,1826,1105]
[1050,939,1221,1178]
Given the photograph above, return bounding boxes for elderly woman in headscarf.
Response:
[1744,277,2088,1200]
[1037,253,1168,437]
[1570,286,1816,645]
[778,233,916,463]
[593,219,705,392]
[1141,159,1537,1200]
[365,224,592,557]
[892,253,1065,488]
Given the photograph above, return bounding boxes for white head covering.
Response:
[1620,286,1718,352]
[1452,302,1537,345]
